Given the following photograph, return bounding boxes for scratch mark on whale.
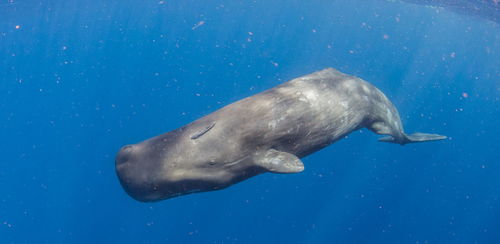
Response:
[191,122,216,140]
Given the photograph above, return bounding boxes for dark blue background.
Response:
[1,0,499,243]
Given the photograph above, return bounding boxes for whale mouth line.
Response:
[224,155,250,168]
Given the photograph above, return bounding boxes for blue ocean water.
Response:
[1,0,499,243]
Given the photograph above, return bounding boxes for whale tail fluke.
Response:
[379,132,447,145]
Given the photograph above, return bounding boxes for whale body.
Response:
[115,68,446,202]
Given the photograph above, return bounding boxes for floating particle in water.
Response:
[462,92,469,98]
[15,25,20,29]
[247,32,253,42]
[192,21,205,30]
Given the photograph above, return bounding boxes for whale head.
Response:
[115,125,261,202]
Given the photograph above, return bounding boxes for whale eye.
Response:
[206,160,217,166]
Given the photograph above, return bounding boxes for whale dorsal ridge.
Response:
[253,149,304,173]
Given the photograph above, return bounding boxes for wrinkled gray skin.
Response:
[116,68,446,202]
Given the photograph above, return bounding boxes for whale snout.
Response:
[116,145,134,167]
[115,144,164,202]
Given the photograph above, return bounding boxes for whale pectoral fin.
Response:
[379,132,447,145]
[253,149,304,174]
